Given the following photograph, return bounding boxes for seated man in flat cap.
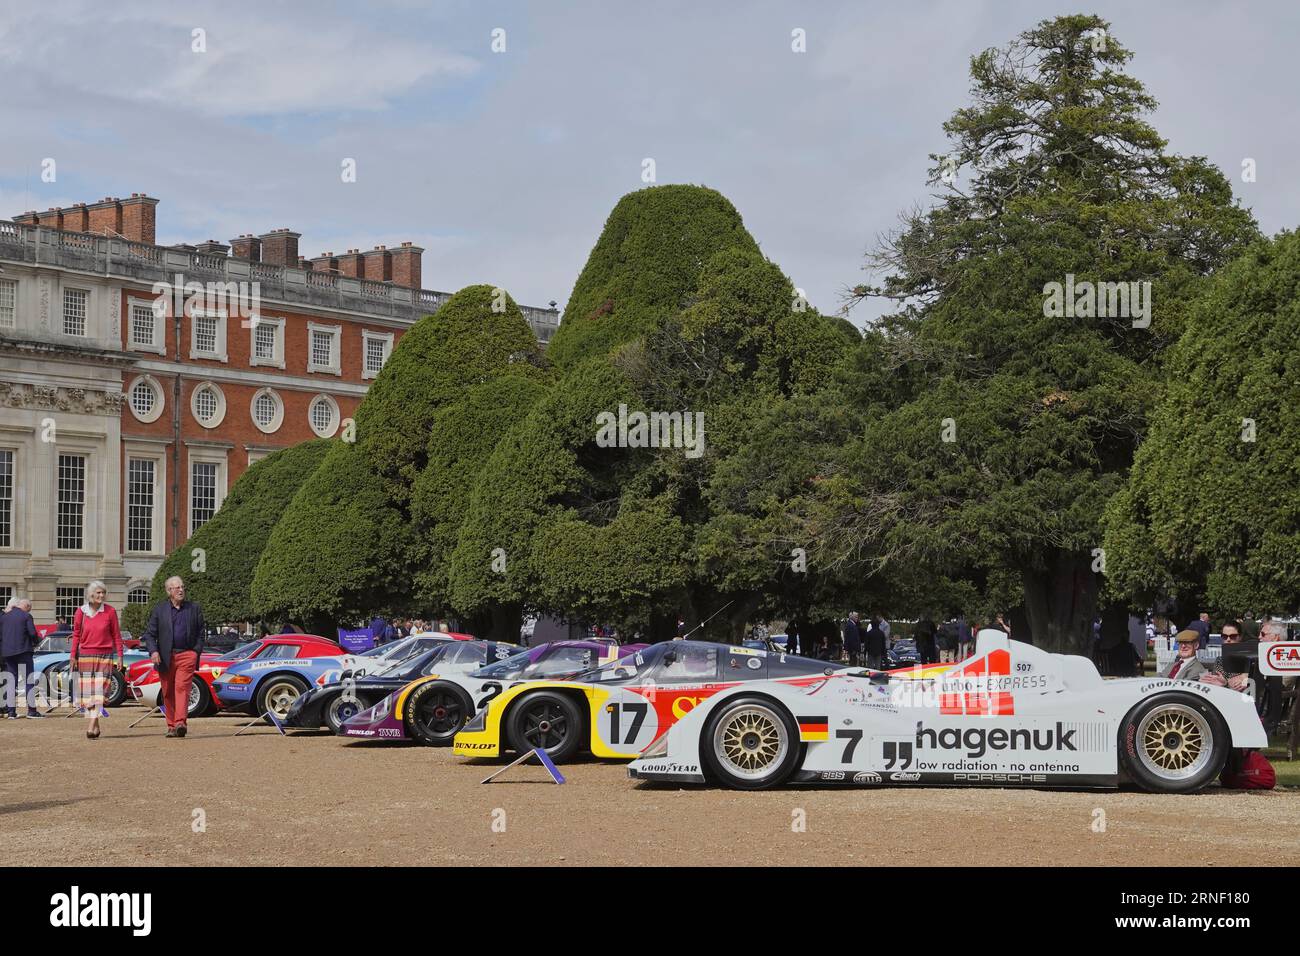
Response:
[1156,629,1209,680]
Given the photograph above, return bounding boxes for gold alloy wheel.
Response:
[1137,702,1211,781]
[715,704,787,779]
[265,681,301,719]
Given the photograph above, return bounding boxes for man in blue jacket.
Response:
[1,598,40,718]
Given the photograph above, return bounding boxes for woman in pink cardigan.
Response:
[70,580,123,739]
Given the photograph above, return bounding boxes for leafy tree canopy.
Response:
[1103,230,1300,615]
[152,439,331,623]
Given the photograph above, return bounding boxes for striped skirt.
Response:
[75,655,118,700]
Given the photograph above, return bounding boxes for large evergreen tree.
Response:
[450,185,857,640]
[1103,231,1300,614]
[823,15,1257,651]
[149,439,330,623]
[252,285,545,631]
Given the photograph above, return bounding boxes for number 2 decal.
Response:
[607,701,648,744]
[475,682,503,707]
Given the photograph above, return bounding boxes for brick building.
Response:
[0,194,559,623]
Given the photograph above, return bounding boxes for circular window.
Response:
[308,394,340,438]
[190,382,226,428]
[127,376,164,423]
[250,387,284,434]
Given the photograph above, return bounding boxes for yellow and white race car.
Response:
[452,640,862,763]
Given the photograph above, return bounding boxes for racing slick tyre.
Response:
[1119,692,1229,794]
[403,682,475,746]
[700,695,802,790]
[104,668,128,708]
[505,691,584,762]
[325,692,368,735]
[256,675,309,723]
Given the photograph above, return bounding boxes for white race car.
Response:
[628,629,1267,793]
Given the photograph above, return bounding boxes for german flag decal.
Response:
[797,716,829,741]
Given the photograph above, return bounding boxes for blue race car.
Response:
[211,634,454,721]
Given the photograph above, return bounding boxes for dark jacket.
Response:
[864,622,887,657]
[0,608,38,658]
[142,599,206,671]
[842,618,862,652]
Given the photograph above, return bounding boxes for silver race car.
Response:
[629,629,1267,793]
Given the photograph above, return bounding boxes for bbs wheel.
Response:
[701,696,801,790]
[1120,692,1228,793]
[256,675,309,722]
[403,682,474,746]
[505,691,584,762]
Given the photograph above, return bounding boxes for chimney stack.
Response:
[311,252,339,274]
[230,234,262,262]
[13,211,39,226]
[119,193,159,244]
[195,239,230,256]
[86,197,123,237]
[62,203,90,232]
[390,242,423,290]
[336,249,365,278]
[258,228,301,267]
[37,208,64,230]
[362,245,392,282]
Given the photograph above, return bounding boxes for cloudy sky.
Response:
[2,0,1296,324]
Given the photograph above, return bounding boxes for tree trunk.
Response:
[1020,550,1099,655]
[488,602,523,644]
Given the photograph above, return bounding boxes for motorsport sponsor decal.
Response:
[797,715,829,741]
[889,772,921,781]
[345,729,376,736]
[819,771,845,781]
[852,771,882,784]
[1261,642,1300,676]
[746,658,762,669]
[635,761,700,775]
[914,721,1108,758]
[728,646,763,656]
[1140,679,1210,695]
[456,742,495,750]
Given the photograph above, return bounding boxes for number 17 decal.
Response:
[607,701,647,744]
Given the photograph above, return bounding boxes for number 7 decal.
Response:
[836,728,862,763]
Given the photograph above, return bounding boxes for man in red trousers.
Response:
[142,576,206,738]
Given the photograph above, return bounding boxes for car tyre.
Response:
[505,691,584,762]
[1119,691,1229,793]
[189,678,213,718]
[325,692,368,735]
[256,675,309,723]
[701,695,801,790]
[404,682,475,746]
[104,668,128,708]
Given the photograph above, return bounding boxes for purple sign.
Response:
[337,627,375,653]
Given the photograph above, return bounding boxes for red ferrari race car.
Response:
[127,633,344,718]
